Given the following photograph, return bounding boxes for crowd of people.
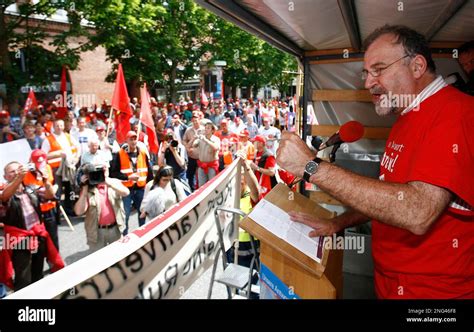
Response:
[0,95,296,292]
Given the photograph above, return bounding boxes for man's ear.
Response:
[412,55,428,79]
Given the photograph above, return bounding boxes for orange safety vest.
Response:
[22,165,57,213]
[118,148,148,188]
[46,133,78,168]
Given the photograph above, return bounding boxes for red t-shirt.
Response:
[255,151,276,200]
[373,86,474,299]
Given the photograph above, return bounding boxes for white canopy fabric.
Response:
[198,0,474,54]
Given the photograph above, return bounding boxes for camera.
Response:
[82,164,106,186]
[88,166,105,186]
[170,140,179,148]
[27,163,36,172]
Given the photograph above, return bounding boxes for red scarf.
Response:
[0,223,65,289]
[197,160,219,175]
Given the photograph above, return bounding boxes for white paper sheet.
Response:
[248,199,322,263]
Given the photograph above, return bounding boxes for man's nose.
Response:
[364,74,377,90]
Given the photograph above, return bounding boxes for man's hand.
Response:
[17,165,28,179]
[276,132,315,178]
[80,174,89,185]
[249,162,259,171]
[288,211,339,237]
[235,150,246,161]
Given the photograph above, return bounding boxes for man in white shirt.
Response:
[71,117,98,155]
[258,116,281,156]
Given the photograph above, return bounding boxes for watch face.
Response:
[305,161,318,174]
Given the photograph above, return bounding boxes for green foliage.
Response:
[0,0,84,111]
[209,17,298,98]
[77,0,211,101]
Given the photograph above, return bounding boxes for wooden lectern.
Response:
[240,184,343,299]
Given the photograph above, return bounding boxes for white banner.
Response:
[0,139,32,180]
[7,159,242,299]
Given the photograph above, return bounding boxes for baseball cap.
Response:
[30,149,47,168]
[220,119,228,125]
[239,129,249,137]
[252,135,266,144]
[126,130,138,138]
[0,110,10,118]
[96,125,105,132]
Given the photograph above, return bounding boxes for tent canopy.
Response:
[196,0,474,57]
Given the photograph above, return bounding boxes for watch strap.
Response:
[303,157,322,182]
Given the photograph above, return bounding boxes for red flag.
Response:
[23,88,38,115]
[201,87,208,106]
[139,83,159,154]
[112,63,133,144]
[56,66,68,119]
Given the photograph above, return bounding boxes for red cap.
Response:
[96,126,105,132]
[31,149,47,167]
[239,129,249,137]
[167,103,174,108]
[252,135,266,144]
[0,110,10,118]
[126,130,138,138]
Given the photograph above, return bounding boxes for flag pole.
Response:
[106,107,115,138]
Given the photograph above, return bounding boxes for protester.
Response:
[141,166,186,220]
[193,120,220,187]
[0,161,63,291]
[182,114,203,191]
[22,149,59,250]
[74,163,128,252]
[110,131,153,234]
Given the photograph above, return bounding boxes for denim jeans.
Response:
[197,167,217,188]
[122,187,145,235]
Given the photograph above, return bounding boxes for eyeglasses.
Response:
[361,54,411,80]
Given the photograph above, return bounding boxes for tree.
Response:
[0,0,83,113]
[209,17,298,99]
[76,0,211,102]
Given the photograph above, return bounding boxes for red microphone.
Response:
[318,121,364,150]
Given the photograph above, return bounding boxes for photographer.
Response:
[158,129,187,183]
[0,161,63,291]
[74,163,129,252]
[22,149,59,250]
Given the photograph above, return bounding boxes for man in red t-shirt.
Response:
[277,25,474,299]
[250,135,276,200]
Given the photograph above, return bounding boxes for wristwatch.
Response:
[303,157,322,182]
